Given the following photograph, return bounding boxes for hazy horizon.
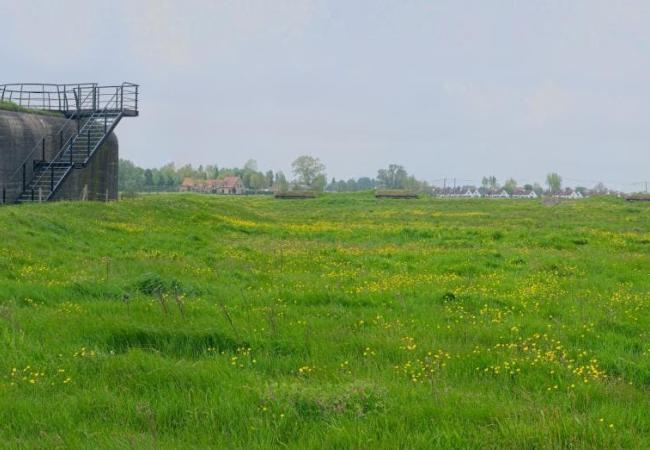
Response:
[2,0,649,191]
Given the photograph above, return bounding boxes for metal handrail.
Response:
[0,82,138,113]
[0,83,97,111]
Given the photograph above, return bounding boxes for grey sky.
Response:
[2,0,649,190]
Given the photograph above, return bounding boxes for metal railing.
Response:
[0,82,139,114]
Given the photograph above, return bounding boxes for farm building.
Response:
[555,189,584,199]
[180,178,199,192]
[0,83,138,204]
[435,186,480,198]
[486,190,510,198]
[215,176,244,194]
[462,189,481,198]
[180,176,244,195]
[511,188,538,199]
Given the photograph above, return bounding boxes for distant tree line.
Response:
[119,158,288,193]
[119,157,431,194]
[328,164,430,193]
[469,173,610,196]
[120,157,615,197]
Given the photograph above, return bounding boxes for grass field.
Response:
[1,193,649,448]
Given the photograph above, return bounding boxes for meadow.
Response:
[0,193,649,448]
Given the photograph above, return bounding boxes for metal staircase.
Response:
[1,82,138,204]
[17,110,123,203]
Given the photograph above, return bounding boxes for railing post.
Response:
[74,85,80,112]
[51,166,54,192]
[42,137,45,161]
[120,86,124,111]
[22,164,26,191]
[104,115,107,133]
[70,142,73,164]
[2,187,5,204]
[87,129,91,157]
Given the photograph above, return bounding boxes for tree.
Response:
[403,175,419,191]
[344,178,356,191]
[177,164,195,180]
[291,155,326,189]
[593,182,608,195]
[546,173,562,193]
[248,172,267,191]
[479,176,498,194]
[244,159,258,172]
[274,171,289,193]
[377,164,408,189]
[144,169,154,188]
[504,178,517,195]
[312,174,327,192]
[118,159,145,191]
[265,170,274,188]
[205,164,219,179]
[357,177,375,191]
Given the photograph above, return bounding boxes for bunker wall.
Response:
[0,110,118,202]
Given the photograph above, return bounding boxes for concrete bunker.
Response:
[0,83,138,204]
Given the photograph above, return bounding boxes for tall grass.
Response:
[0,193,648,448]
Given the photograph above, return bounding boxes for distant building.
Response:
[436,186,480,198]
[555,189,584,200]
[215,176,244,195]
[564,190,583,199]
[461,189,481,198]
[180,178,197,192]
[486,189,510,198]
[180,176,244,195]
[511,188,538,199]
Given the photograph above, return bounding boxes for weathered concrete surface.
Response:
[0,110,118,202]
[52,133,118,202]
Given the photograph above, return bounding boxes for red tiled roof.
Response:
[219,176,241,188]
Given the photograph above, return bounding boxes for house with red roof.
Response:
[214,176,244,195]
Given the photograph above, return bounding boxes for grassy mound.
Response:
[0,100,64,117]
[375,189,418,198]
[274,191,317,199]
[0,193,649,447]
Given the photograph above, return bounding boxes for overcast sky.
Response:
[2,0,649,190]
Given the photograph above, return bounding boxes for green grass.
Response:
[0,193,649,448]
[0,100,64,117]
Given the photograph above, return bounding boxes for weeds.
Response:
[0,193,648,448]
